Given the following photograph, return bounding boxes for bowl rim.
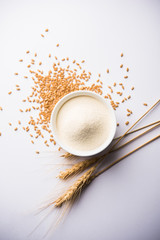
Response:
[50,90,117,157]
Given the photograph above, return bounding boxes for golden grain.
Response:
[143,103,148,106]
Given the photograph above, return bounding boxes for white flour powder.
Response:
[56,96,112,152]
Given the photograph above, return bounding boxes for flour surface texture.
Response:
[56,96,112,152]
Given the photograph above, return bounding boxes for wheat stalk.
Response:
[113,99,160,148]
[56,134,159,208]
[114,120,160,140]
[54,165,97,207]
[93,134,160,179]
[110,122,160,152]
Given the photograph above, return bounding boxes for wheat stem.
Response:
[93,135,160,179]
[110,122,160,152]
[111,99,160,150]
[114,120,160,140]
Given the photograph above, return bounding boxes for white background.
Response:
[0,0,160,240]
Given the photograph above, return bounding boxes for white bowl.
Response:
[51,91,116,157]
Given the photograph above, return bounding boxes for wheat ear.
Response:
[54,165,97,207]
[58,157,99,179]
